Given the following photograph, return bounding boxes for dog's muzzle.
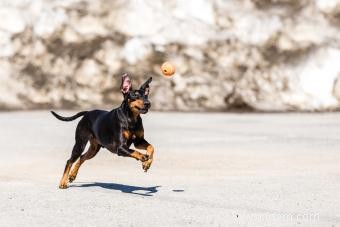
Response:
[139,101,151,114]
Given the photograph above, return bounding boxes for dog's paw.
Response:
[59,183,68,189]
[140,154,149,162]
[68,175,76,183]
[142,158,153,172]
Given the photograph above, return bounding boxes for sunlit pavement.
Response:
[0,111,339,226]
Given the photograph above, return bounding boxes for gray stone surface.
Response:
[0,111,339,226]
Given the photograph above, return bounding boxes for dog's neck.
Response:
[119,99,140,128]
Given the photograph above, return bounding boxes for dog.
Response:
[51,74,154,189]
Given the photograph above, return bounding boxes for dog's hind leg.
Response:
[59,119,89,189]
[59,139,87,189]
[69,138,100,183]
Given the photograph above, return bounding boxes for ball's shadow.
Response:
[70,182,161,196]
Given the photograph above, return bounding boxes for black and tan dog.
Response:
[51,74,154,189]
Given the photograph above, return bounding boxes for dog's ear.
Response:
[120,73,132,94]
[140,77,152,96]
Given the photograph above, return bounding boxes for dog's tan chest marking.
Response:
[123,130,132,139]
[123,129,144,140]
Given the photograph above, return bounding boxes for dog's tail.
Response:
[50,111,88,122]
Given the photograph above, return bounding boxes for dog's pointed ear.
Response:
[120,73,132,94]
[140,77,152,96]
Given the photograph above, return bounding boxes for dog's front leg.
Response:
[116,145,149,162]
[134,139,154,172]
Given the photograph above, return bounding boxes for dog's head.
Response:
[120,73,152,114]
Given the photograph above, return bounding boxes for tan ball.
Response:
[161,62,176,76]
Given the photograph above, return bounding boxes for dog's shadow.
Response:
[70,182,161,196]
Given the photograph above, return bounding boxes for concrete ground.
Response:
[0,111,339,227]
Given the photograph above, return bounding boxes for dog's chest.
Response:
[123,129,143,140]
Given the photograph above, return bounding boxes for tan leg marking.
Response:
[142,145,154,172]
[69,140,100,183]
[59,161,72,189]
[129,150,148,162]
[68,158,83,183]
[135,142,154,172]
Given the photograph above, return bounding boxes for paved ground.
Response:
[0,111,339,227]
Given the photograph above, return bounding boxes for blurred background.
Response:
[1,0,340,112]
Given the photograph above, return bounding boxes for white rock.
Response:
[34,8,67,38]
[111,0,165,37]
[0,61,11,81]
[0,32,15,57]
[94,42,122,73]
[150,21,217,45]
[172,0,215,25]
[183,47,204,61]
[62,27,79,43]
[280,14,332,50]
[0,61,23,108]
[173,74,187,93]
[315,0,340,14]
[75,59,102,86]
[333,74,340,100]
[121,38,151,64]
[72,16,108,39]
[232,12,282,45]
[77,88,102,104]
[0,8,26,34]
[32,40,46,56]
[0,0,31,8]
[110,0,217,45]
[297,48,340,109]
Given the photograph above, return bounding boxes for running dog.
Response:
[51,74,154,189]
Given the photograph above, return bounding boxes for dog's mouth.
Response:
[135,106,149,114]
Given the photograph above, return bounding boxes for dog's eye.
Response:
[129,92,139,99]
[134,92,141,97]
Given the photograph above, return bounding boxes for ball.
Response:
[161,62,176,76]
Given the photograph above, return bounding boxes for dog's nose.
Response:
[144,100,151,109]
